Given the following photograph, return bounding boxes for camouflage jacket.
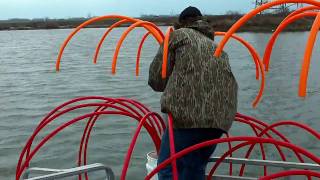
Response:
[148,20,238,132]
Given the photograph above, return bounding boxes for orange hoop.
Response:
[162,27,174,79]
[93,19,129,64]
[285,5,320,20]
[299,13,320,97]
[111,21,164,74]
[56,15,164,71]
[214,0,320,57]
[136,32,152,76]
[94,19,164,64]
[215,32,261,80]
[263,11,318,71]
[215,32,265,107]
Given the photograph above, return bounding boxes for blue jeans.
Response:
[157,128,224,180]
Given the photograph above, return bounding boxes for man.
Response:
[148,6,238,180]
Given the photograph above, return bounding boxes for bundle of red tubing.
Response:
[15,96,320,180]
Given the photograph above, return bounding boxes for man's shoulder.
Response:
[170,28,189,39]
[168,28,192,47]
[170,28,210,45]
[172,28,197,37]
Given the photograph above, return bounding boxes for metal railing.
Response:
[21,157,320,180]
[22,163,115,180]
[208,157,320,180]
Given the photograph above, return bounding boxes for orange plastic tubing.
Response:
[284,5,320,20]
[214,0,320,58]
[299,12,320,97]
[215,32,264,107]
[93,19,129,64]
[162,27,174,79]
[55,15,163,71]
[111,21,164,74]
[215,32,261,80]
[136,32,152,76]
[263,11,318,71]
[94,19,164,64]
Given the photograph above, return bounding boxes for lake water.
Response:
[0,28,319,179]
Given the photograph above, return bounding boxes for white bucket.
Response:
[146,151,158,180]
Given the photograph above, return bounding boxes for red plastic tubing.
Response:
[17,99,163,179]
[121,112,164,180]
[17,111,138,179]
[145,137,320,180]
[167,113,178,180]
[20,98,142,169]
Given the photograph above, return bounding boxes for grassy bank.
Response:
[0,14,314,32]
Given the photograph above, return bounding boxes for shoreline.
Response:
[0,14,314,32]
[0,26,313,33]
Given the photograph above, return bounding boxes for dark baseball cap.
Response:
[179,6,203,23]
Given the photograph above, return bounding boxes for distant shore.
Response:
[0,14,314,32]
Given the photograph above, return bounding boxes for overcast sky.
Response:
[0,0,254,20]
